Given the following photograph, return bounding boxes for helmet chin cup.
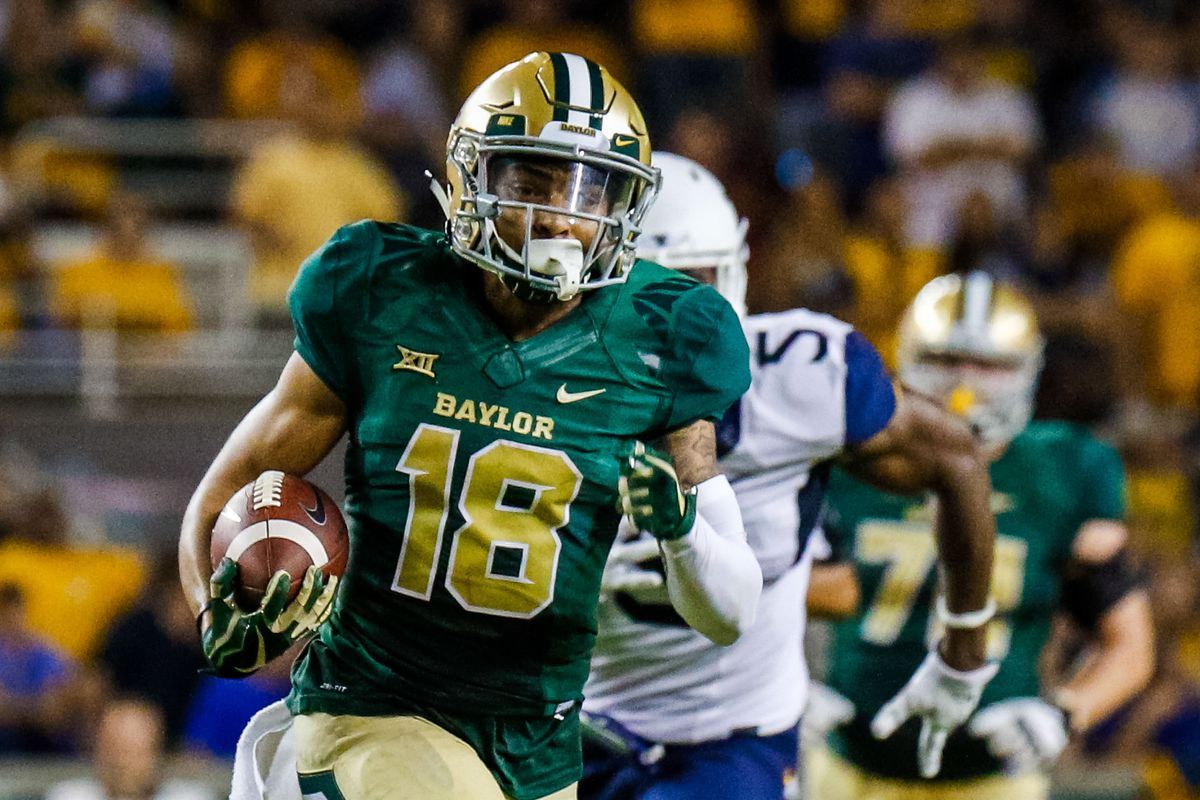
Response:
[527,238,585,301]
[492,226,586,301]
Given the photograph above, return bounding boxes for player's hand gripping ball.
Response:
[202,471,349,676]
[618,442,697,541]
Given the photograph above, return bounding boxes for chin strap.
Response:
[425,171,451,220]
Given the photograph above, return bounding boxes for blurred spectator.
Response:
[751,168,853,316]
[1030,136,1169,295]
[1121,414,1198,566]
[899,0,977,39]
[774,0,849,90]
[971,0,1037,89]
[0,211,44,348]
[0,582,74,754]
[361,0,460,230]
[842,176,942,359]
[71,0,178,117]
[459,0,627,102]
[883,32,1041,247]
[45,698,214,800]
[1111,162,1200,409]
[810,0,934,205]
[664,106,781,267]
[222,1,359,120]
[96,554,205,746]
[1189,414,1200,546]
[1088,13,1200,178]
[231,60,403,324]
[945,190,1026,281]
[362,0,456,157]
[630,0,756,131]
[0,485,145,660]
[49,193,193,332]
[0,0,84,134]
[182,645,295,759]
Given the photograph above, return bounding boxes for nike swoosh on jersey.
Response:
[556,385,607,403]
[301,490,326,526]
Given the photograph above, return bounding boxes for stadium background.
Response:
[0,0,1197,798]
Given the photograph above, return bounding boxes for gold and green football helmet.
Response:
[445,52,660,302]
[897,272,1044,444]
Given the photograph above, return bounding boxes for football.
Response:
[210,470,349,611]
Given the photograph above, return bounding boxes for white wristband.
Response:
[936,596,997,629]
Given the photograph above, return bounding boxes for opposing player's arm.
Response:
[808,562,860,619]
[179,353,347,617]
[839,387,996,669]
[829,332,998,777]
[621,420,763,645]
[1052,520,1154,732]
[806,526,860,619]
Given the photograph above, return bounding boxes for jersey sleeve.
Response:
[1076,436,1126,522]
[662,285,751,431]
[843,331,896,446]
[288,222,376,405]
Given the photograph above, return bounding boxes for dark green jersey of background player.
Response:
[821,420,1125,781]
[284,220,749,721]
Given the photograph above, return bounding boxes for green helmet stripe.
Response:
[585,58,605,128]
[548,52,571,122]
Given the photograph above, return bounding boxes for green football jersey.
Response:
[282,221,749,796]
[822,421,1125,782]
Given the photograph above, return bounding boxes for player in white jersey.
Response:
[580,153,1003,800]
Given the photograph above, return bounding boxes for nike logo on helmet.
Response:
[556,384,606,404]
[301,490,326,526]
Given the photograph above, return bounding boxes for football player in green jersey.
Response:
[179,53,766,800]
[804,272,1156,800]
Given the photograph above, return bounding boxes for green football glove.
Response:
[618,441,697,542]
[200,558,338,678]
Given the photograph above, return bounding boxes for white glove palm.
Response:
[968,697,1069,774]
[870,649,999,778]
[802,682,856,745]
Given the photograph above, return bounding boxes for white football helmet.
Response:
[897,272,1044,444]
[636,152,748,316]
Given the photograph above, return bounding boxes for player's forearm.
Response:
[807,563,860,619]
[932,447,996,669]
[1056,592,1155,731]
[180,382,346,615]
[181,394,287,615]
[660,475,762,645]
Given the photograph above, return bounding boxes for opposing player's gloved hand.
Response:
[802,682,857,745]
[600,535,668,604]
[968,697,1069,774]
[618,442,696,541]
[870,647,1000,778]
[201,557,338,677]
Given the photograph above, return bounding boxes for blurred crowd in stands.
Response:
[0,0,1198,797]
